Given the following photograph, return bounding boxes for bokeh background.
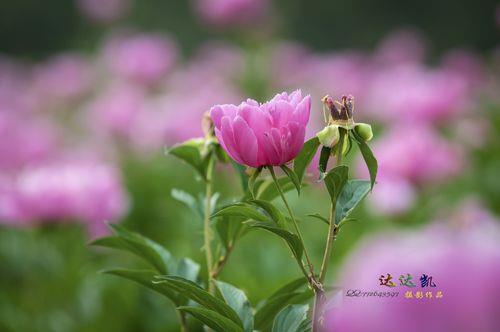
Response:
[1,0,499,331]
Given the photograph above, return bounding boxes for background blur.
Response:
[1,0,499,331]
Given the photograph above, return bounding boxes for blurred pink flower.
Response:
[0,160,129,238]
[86,83,146,139]
[32,54,92,103]
[77,0,131,23]
[357,126,463,215]
[194,0,269,27]
[210,90,311,167]
[366,177,416,215]
[149,81,242,145]
[368,126,463,184]
[102,33,178,85]
[326,221,500,332]
[372,30,427,66]
[0,112,58,171]
[364,64,471,124]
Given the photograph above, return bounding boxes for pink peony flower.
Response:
[194,0,269,27]
[326,220,500,332]
[102,33,177,85]
[210,90,311,167]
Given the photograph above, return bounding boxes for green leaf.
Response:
[352,131,378,189]
[323,165,349,203]
[306,213,330,225]
[178,307,244,332]
[268,277,308,301]
[215,281,253,332]
[294,137,320,184]
[91,224,176,274]
[297,318,312,332]
[167,138,211,180]
[154,276,242,327]
[176,258,200,282]
[215,215,246,250]
[171,189,203,218]
[335,180,371,225]
[280,165,301,195]
[272,304,309,332]
[249,199,286,228]
[254,292,303,331]
[318,146,331,176]
[211,203,269,222]
[245,221,303,265]
[102,269,179,304]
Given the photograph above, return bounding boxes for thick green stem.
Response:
[268,166,314,279]
[313,129,346,332]
[204,159,215,294]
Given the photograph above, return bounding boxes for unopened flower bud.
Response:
[322,94,355,127]
[316,125,340,148]
[354,123,373,141]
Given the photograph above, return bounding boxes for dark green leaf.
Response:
[91,224,176,274]
[245,221,303,265]
[102,269,179,304]
[154,276,242,327]
[351,131,378,189]
[306,213,330,225]
[294,137,320,184]
[249,199,286,228]
[215,281,253,332]
[171,189,203,218]
[272,304,309,332]
[323,165,348,203]
[268,277,308,301]
[178,307,244,332]
[335,180,371,224]
[280,165,301,195]
[211,203,269,222]
[318,146,331,176]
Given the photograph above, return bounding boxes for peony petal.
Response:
[262,131,281,165]
[285,121,306,162]
[210,105,224,129]
[220,116,244,164]
[288,89,302,106]
[270,127,286,165]
[232,116,259,167]
[295,95,311,126]
[271,100,295,128]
